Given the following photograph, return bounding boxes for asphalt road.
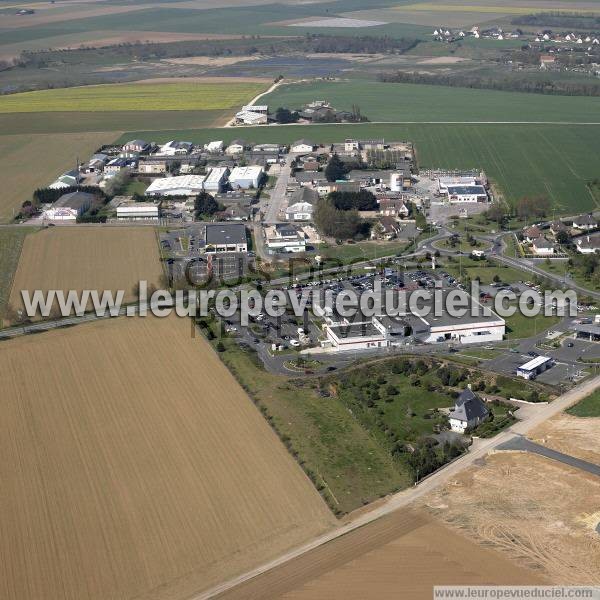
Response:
[498,435,600,477]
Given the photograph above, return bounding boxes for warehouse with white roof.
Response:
[145,175,206,197]
[229,166,264,189]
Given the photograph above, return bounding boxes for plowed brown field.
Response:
[0,316,334,600]
[423,452,600,585]
[8,226,163,315]
[216,508,544,600]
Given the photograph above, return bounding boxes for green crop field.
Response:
[117,122,600,213]
[263,80,600,124]
[0,82,267,113]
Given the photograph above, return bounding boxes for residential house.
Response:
[531,235,555,255]
[157,140,192,156]
[572,214,597,231]
[105,157,136,174]
[285,202,314,221]
[576,235,600,254]
[549,220,567,238]
[122,139,150,154]
[264,224,306,253]
[290,139,317,154]
[371,216,401,241]
[379,197,410,218]
[448,388,489,433]
[225,140,248,156]
[522,225,542,243]
[138,158,168,175]
[204,140,224,153]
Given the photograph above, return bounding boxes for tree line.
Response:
[378,70,600,97]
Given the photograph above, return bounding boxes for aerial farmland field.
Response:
[0,315,334,600]
[262,79,600,124]
[0,227,35,322]
[0,131,118,223]
[117,122,600,213]
[8,227,164,316]
[0,80,268,112]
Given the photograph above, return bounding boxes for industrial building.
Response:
[116,201,159,221]
[516,356,554,380]
[319,287,505,352]
[42,191,94,221]
[229,165,264,190]
[145,175,206,197]
[205,223,248,253]
[264,224,306,253]
[203,167,230,193]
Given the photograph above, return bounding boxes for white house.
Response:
[204,140,224,153]
[156,140,192,156]
[285,202,314,221]
[122,139,150,153]
[290,139,317,154]
[448,388,489,433]
[531,236,555,255]
[229,165,263,189]
[572,214,597,230]
[225,140,247,155]
[264,224,306,253]
[576,235,600,254]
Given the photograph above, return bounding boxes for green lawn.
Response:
[504,310,562,339]
[316,240,410,264]
[566,388,600,417]
[117,122,600,213]
[0,227,35,323]
[263,79,600,124]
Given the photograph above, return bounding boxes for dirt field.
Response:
[217,508,544,600]
[0,316,334,600]
[422,452,600,585]
[8,227,163,315]
[0,131,119,223]
[530,413,600,465]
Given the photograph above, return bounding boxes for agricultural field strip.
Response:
[393,2,600,13]
[0,82,268,113]
[198,374,600,600]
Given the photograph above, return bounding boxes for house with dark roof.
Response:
[572,214,597,231]
[576,234,600,254]
[448,388,489,433]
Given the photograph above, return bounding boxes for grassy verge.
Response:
[566,388,600,417]
[0,227,36,323]
[196,317,551,513]
[505,310,562,340]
